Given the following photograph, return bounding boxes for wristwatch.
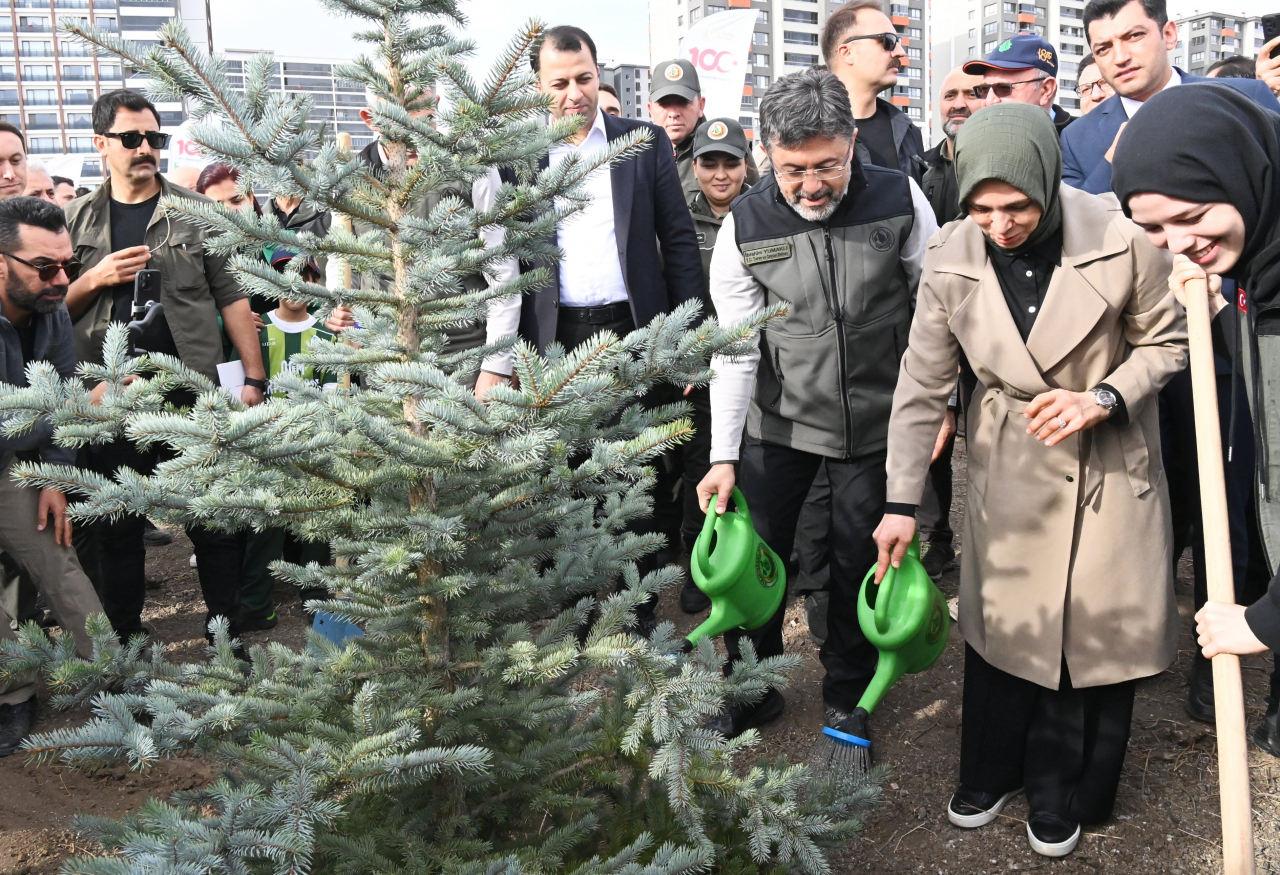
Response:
[1089,386,1118,416]
[243,376,268,392]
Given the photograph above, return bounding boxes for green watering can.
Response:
[854,536,950,714]
[684,488,786,647]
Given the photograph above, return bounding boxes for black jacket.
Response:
[516,113,705,353]
[920,139,960,228]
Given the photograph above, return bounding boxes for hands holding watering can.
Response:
[697,463,738,514]
[872,515,918,584]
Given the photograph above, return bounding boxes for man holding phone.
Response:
[65,89,265,645]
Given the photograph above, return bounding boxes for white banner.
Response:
[169,118,213,170]
[678,9,761,120]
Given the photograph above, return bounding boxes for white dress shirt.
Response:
[473,166,521,375]
[1120,68,1181,119]
[550,109,630,307]
[706,179,939,462]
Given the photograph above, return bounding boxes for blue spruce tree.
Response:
[0,1,877,871]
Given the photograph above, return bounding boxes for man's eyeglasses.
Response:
[4,252,81,281]
[841,32,904,53]
[1077,80,1111,97]
[972,77,1047,99]
[102,130,171,150]
[775,161,851,183]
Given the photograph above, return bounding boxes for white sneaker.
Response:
[188,553,198,568]
[947,787,1020,829]
[1026,813,1082,857]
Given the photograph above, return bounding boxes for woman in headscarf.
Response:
[1114,84,1280,732]
[874,103,1187,858]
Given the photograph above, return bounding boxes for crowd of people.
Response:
[2,0,1280,862]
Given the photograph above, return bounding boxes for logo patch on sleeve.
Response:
[869,227,896,252]
[742,241,793,265]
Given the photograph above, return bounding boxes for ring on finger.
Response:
[1054,416,1067,429]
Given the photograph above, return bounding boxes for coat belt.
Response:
[983,388,1153,505]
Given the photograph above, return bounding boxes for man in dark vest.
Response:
[697,67,938,737]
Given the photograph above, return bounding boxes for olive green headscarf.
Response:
[954,103,1063,252]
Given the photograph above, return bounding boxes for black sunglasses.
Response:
[4,252,81,281]
[102,130,171,150]
[842,32,904,52]
[972,77,1047,99]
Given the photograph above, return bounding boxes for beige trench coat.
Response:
[885,186,1188,690]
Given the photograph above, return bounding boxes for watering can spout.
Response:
[857,651,907,715]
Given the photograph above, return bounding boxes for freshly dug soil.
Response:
[2,436,1278,873]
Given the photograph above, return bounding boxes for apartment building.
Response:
[650,0,931,139]
[1174,11,1264,76]
[0,0,210,185]
[600,62,651,120]
[221,51,375,153]
[952,0,1089,115]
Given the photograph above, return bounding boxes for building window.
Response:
[984,3,997,16]
[752,32,768,46]
[783,8,818,23]
[907,27,921,38]
[783,52,818,67]
[753,73,770,87]
[68,136,94,152]
[984,21,998,34]
[29,136,59,152]
[784,31,818,46]
[25,112,57,128]
[752,52,769,66]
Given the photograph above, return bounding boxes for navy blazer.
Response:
[518,113,705,353]
[1061,71,1280,194]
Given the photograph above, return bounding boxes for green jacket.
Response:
[66,175,244,381]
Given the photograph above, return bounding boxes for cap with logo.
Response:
[692,117,748,160]
[649,58,702,102]
[963,32,1058,77]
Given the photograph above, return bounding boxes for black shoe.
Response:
[922,541,956,578]
[946,785,1020,828]
[1186,656,1215,725]
[0,697,36,757]
[679,579,710,614]
[633,605,658,640]
[1252,703,1280,757]
[142,522,173,547]
[708,688,785,738]
[1026,811,1081,857]
[238,609,278,632]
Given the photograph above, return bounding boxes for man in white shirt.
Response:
[697,67,938,739]
[480,25,704,634]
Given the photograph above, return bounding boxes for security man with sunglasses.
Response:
[821,0,925,180]
[964,33,1075,137]
[64,89,266,645]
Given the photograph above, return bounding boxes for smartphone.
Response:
[1263,13,1280,60]
[131,268,161,319]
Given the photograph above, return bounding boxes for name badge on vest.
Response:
[742,241,793,266]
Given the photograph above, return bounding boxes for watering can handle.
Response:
[864,534,920,634]
[693,486,749,577]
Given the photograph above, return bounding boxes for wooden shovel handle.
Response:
[1185,274,1255,873]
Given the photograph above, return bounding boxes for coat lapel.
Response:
[934,221,1051,396]
[604,113,634,274]
[1024,188,1128,373]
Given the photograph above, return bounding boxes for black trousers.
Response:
[675,384,713,555]
[74,438,243,639]
[726,439,882,711]
[918,435,955,547]
[555,306,683,604]
[960,645,1136,824]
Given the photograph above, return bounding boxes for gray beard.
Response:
[785,178,851,223]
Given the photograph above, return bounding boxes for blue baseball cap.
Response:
[964,33,1058,77]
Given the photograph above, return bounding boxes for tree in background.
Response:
[0,1,876,871]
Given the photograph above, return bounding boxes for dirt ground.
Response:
[2,436,1279,874]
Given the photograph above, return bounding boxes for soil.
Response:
[3,436,1279,874]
